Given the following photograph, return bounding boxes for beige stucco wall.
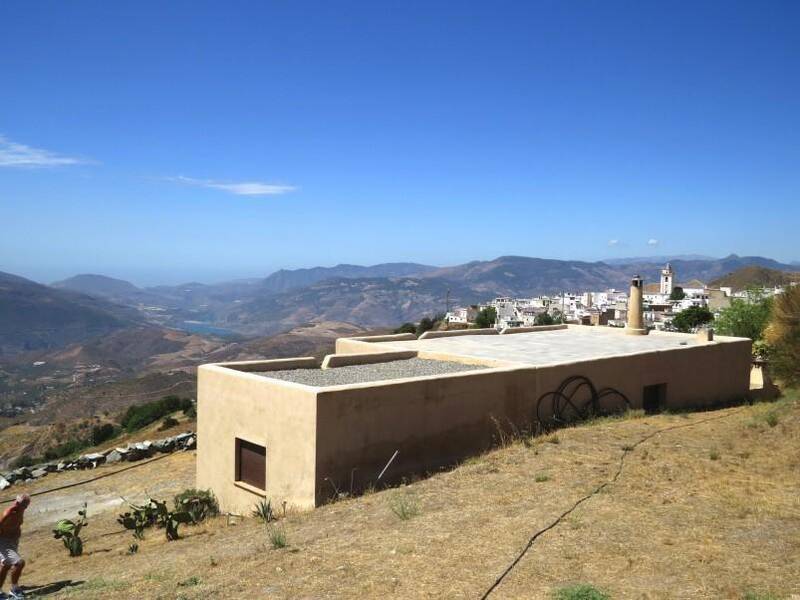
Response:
[313,367,531,501]
[196,364,319,512]
[312,337,752,502]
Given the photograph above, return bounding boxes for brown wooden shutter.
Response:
[236,439,266,490]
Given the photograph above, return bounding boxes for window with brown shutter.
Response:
[235,438,266,490]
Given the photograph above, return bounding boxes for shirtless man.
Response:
[0,494,30,600]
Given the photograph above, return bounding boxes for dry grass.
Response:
[6,392,800,599]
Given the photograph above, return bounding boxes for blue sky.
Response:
[1,1,798,285]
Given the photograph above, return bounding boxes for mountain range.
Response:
[3,253,799,354]
[0,271,141,355]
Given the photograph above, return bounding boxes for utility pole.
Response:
[446,289,451,316]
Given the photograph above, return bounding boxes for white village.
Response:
[446,263,792,330]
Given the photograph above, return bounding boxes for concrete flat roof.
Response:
[379,327,716,367]
[256,358,485,387]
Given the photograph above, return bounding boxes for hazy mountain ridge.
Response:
[259,262,438,294]
[6,254,799,356]
[0,271,143,355]
[422,256,630,295]
[52,273,140,296]
[603,254,717,265]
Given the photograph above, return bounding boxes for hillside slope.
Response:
[423,256,629,295]
[224,277,475,335]
[52,274,140,298]
[260,262,438,294]
[0,271,142,355]
[6,394,798,599]
[52,274,166,307]
[710,265,800,291]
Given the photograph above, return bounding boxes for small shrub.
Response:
[178,576,201,587]
[621,444,635,452]
[535,472,550,483]
[43,438,87,461]
[389,493,419,520]
[159,416,179,431]
[709,449,721,461]
[90,423,118,446]
[10,455,35,469]
[553,583,610,600]
[252,499,275,523]
[764,412,779,428]
[393,322,417,335]
[127,542,139,555]
[53,503,88,557]
[268,526,287,549]
[765,284,800,386]
[174,488,219,524]
[545,433,561,444]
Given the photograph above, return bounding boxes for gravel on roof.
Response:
[256,358,485,387]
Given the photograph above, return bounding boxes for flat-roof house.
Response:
[196,324,751,513]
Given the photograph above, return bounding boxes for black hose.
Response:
[479,407,743,598]
[535,375,630,426]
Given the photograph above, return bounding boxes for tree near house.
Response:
[714,288,772,341]
[669,286,686,301]
[534,312,555,326]
[474,307,497,329]
[672,305,714,333]
[766,284,800,387]
[393,322,417,335]
[416,317,436,335]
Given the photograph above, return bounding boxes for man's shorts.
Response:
[0,538,22,566]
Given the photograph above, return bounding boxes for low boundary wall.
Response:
[418,328,498,340]
[321,350,418,369]
[500,324,568,335]
[217,357,318,372]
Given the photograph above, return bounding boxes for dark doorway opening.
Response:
[643,383,667,414]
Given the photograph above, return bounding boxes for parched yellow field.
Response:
[7,393,799,599]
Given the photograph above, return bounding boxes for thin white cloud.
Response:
[608,239,620,247]
[169,175,296,196]
[0,134,90,168]
[647,238,659,246]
